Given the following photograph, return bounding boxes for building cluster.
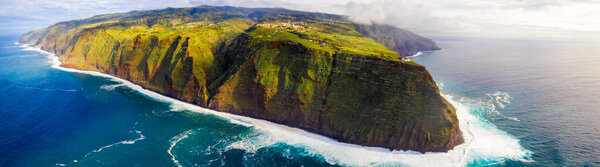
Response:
[174,21,216,30]
[256,21,311,32]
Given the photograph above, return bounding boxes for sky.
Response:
[1,0,599,41]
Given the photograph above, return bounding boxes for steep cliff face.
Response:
[354,24,441,57]
[19,6,462,152]
[321,54,461,151]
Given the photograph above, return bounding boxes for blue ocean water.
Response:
[0,34,597,166]
[411,38,600,166]
[0,36,334,167]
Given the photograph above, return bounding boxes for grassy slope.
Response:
[19,6,461,152]
[209,15,461,151]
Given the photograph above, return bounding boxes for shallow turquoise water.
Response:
[0,36,335,166]
[2,35,596,166]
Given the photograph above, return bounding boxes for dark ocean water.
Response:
[0,34,597,166]
[412,38,600,166]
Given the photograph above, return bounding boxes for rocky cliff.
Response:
[19,6,461,152]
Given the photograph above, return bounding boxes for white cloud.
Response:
[1,0,599,41]
[197,0,600,41]
[340,1,468,35]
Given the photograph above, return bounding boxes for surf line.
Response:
[86,129,146,156]
[58,122,146,166]
[23,44,531,166]
[168,130,193,167]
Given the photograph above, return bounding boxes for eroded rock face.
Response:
[19,5,462,152]
[321,54,461,151]
[354,24,441,57]
[209,38,462,152]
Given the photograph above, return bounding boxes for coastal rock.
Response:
[354,24,441,57]
[19,5,462,152]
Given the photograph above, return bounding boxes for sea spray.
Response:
[100,83,126,91]
[58,123,147,166]
[168,130,193,167]
[87,129,145,154]
[445,95,533,166]
[23,45,533,166]
[408,51,423,58]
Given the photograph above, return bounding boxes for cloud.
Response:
[1,0,599,41]
[340,1,464,35]
[191,0,462,35]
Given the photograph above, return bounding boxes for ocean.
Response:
[0,34,598,166]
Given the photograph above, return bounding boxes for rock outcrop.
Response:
[19,5,461,152]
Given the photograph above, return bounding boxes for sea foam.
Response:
[487,91,511,109]
[23,45,532,166]
[88,129,145,154]
[57,123,147,166]
[205,94,533,166]
[408,51,423,58]
[168,129,193,167]
[100,83,126,91]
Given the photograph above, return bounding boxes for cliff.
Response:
[19,6,461,152]
[353,24,441,57]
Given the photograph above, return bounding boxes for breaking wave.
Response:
[162,93,533,166]
[168,130,193,167]
[457,91,520,122]
[24,45,532,166]
[87,130,145,154]
[57,123,146,166]
[84,123,145,157]
[100,83,126,91]
[225,132,275,153]
[487,91,511,109]
[407,51,423,58]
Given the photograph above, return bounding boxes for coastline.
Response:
[19,43,532,166]
[407,49,444,58]
[407,51,424,58]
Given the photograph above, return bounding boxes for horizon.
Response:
[3,1,600,166]
[1,0,599,42]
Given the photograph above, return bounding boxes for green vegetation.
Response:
[19,6,461,152]
[246,18,399,60]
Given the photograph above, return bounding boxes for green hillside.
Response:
[19,5,461,152]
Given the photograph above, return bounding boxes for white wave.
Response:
[171,95,531,166]
[447,95,531,163]
[22,46,254,127]
[86,129,145,155]
[100,83,126,91]
[505,117,521,122]
[25,45,532,166]
[23,47,41,51]
[168,130,193,167]
[483,91,520,121]
[407,51,423,58]
[225,132,276,153]
[487,91,511,109]
[437,82,445,89]
[19,45,62,68]
[17,43,30,48]
[204,99,531,166]
[21,44,46,51]
[58,125,146,166]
